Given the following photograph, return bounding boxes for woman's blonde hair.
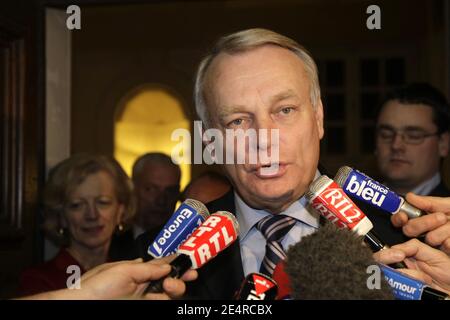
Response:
[42,154,136,245]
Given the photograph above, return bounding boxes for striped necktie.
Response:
[256,214,296,276]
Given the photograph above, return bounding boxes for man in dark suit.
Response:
[368,83,450,246]
[375,83,450,198]
[139,30,450,299]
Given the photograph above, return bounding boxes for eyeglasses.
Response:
[376,127,440,145]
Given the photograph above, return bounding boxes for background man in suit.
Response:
[375,83,450,197]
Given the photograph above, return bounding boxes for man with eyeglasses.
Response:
[370,83,450,248]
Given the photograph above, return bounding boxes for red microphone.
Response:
[235,273,278,300]
[144,211,239,293]
[305,175,406,268]
[272,261,292,300]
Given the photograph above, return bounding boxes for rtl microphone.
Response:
[235,273,278,300]
[284,222,394,299]
[305,175,406,269]
[148,199,209,258]
[380,264,449,300]
[335,166,424,219]
[144,211,239,294]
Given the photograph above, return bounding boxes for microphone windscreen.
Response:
[285,222,394,300]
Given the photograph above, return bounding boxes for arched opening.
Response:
[114,85,190,189]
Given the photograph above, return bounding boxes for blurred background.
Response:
[1,0,449,298]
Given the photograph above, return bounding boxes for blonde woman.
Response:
[19,154,135,296]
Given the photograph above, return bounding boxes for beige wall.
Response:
[71,0,449,183]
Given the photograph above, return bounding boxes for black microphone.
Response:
[285,222,394,300]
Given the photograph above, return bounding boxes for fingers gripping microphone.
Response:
[148,199,210,259]
[235,273,278,300]
[335,166,424,219]
[144,211,239,294]
[284,223,394,300]
[305,175,406,269]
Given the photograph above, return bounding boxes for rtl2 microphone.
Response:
[148,199,209,258]
[144,211,239,294]
[235,273,278,300]
[306,175,406,268]
[380,264,449,300]
[335,166,424,219]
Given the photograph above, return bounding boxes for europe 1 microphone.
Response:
[147,198,209,259]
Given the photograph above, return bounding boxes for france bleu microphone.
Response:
[335,166,424,219]
[235,273,278,300]
[380,264,449,300]
[144,211,239,294]
[148,199,209,258]
[305,175,406,268]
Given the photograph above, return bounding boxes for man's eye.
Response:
[229,119,243,126]
[406,132,424,140]
[280,107,293,115]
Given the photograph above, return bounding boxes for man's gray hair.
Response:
[194,28,321,127]
[132,152,181,182]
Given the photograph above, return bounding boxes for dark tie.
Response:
[256,214,296,276]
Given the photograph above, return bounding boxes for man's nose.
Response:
[254,115,276,152]
[391,132,406,150]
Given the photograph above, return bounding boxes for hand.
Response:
[373,239,450,295]
[391,193,450,254]
[20,256,198,300]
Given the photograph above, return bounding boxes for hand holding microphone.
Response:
[391,193,450,254]
[144,211,239,294]
[374,238,450,296]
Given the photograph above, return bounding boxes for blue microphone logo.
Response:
[148,203,205,258]
[343,170,402,213]
[380,265,423,300]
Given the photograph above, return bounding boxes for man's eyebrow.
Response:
[218,105,247,118]
[377,124,429,131]
[270,90,300,104]
[217,90,300,118]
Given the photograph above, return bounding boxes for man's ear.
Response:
[315,99,325,140]
[438,131,449,157]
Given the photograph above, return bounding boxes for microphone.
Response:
[380,264,449,300]
[305,175,406,268]
[148,199,209,259]
[144,211,239,294]
[335,166,424,219]
[284,222,394,299]
[272,262,291,300]
[235,273,278,300]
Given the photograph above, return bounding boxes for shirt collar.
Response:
[234,170,321,242]
[410,172,441,196]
